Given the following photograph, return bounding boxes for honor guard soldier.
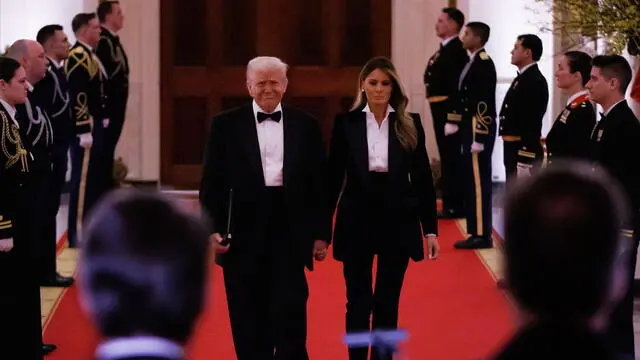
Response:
[424,7,468,218]
[65,12,108,247]
[498,34,548,181]
[33,24,75,288]
[96,0,129,190]
[0,56,44,360]
[544,51,596,168]
[586,55,640,360]
[446,22,497,250]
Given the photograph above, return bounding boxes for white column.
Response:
[114,0,161,181]
[391,0,448,160]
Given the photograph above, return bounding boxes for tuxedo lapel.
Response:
[237,105,265,186]
[283,107,302,187]
[345,112,370,181]
[387,112,403,177]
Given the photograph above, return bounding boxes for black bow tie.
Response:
[600,112,606,119]
[257,111,281,123]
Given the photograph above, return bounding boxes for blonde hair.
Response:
[351,56,417,150]
[246,56,288,84]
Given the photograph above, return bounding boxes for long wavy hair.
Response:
[351,56,417,150]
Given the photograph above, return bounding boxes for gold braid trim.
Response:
[1,112,29,172]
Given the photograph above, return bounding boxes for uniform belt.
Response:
[502,136,521,142]
[427,96,448,103]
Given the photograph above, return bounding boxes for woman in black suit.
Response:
[326,56,439,360]
[543,51,596,167]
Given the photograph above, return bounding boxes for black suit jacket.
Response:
[589,100,640,232]
[199,103,327,270]
[326,110,437,262]
[545,94,596,165]
[498,64,549,163]
[447,49,497,147]
[32,59,73,149]
[424,37,469,115]
[15,89,54,175]
[96,26,130,115]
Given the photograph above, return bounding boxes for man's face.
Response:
[48,30,71,60]
[510,39,529,66]
[84,18,102,47]
[460,27,478,50]
[0,66,29,105]
[247,68,287,113]
[24,42,48,83]
[585,67,616,104]
[435,13,454,38]
[107,3,125,31]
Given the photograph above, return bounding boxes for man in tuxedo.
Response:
[33,24,75,288]
[96,0,129,190]
[498,34,548,182]
[79,189,210,360]
[6,39,59,356]
[199,56,328,360]
[424,7,468,218]
[586,54,640,360]
[65,12,107,247]
[446,22,497,250]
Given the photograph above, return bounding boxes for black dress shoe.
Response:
[40,273,74,287]
[454,236,492,249]
[42,343,57,355]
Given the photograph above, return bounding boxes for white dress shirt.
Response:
[364,104,394,172]
[253,100,284,186]
[441,35,458,47]
[0,98,19,127]
[95,336,183,360]
[518,62,537,75]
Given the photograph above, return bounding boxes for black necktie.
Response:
[257,111,282,123]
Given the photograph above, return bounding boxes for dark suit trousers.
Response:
[104,96,127,190]
[430,101,464,212]
[463,148,493,240]
[31,169,58,281]
[223,187,309,360]
[0,184,44,359]
[503,140,520,185]
[609,214,640,359]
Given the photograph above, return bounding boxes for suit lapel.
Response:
[238,105,265,186]
[283,106,302,187]
[387,112,403,177]
[345,111,370,180]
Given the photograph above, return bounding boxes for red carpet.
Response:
[44,219,514,359]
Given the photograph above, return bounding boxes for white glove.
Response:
[444,123,459,136]
[103,118,110,128]
[78,133,93,148]
[516,162,532,177]
[0,238,14,252]
[471,142,484,153]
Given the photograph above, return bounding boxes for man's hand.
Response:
[313,240,328,261]
[210,233,229,254]
[78,133,93,148]
[103,118,110,128]
[426,235,439,260]
[516,162,532,178]
[0,238,14,252]
[471,142,484,153]
[444,123,459,136]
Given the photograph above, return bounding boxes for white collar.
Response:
[362,103,395,115]
[604,99,625,116]
[47,56,62,69]
[467,48,481,60]
[441,35,458,47]
[566,90,589,106]
[102,24,118,37]
[78,40,93,52]
[96,336,183,360]
[27,81,34,92]
[252,100,283,121]
[518,62,536,75]
[0,98,18,125]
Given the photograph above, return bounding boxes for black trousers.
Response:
[31,169,58,281]
[503,140,520,185]
[343,251,410,360]
[223,187,309,360]
[609,215,640,359]
[0,187,44,360]
[463,148,493,240]
[431,101,464,213]
[67,126,107,247]
[104,98,127,190]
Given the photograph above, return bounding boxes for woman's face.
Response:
[555,55,580,90]
[0,66,28,105]
[362,68,393,107]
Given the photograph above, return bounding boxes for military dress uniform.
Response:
[498,64,548,182]
[543,91,595,167]
[424,37,468,216]
[447,49,497,249]
[64,42,107,247]
[588,100,640,359]
[96,26,129,190]
[0,101,43,359]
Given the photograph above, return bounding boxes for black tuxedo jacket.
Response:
[199,103,327,270]
[498,63,549,161]
[589,100,640,231]
[424,37,469,115]
[545,94,595,165]
[326,110,437,262]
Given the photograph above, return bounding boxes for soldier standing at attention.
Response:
[424,7,468,218]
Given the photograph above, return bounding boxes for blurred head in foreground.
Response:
[504,161,631,328]
[78,189,211,344]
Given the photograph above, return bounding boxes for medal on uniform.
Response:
[559,109,569,124]
[597,129,603,142]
